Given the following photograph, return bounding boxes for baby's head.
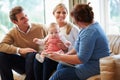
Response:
[48,23,60,37]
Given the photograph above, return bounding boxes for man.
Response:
[0,6,47,80]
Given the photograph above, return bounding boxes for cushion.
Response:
[87,75,100,80]
[100,56,115,80]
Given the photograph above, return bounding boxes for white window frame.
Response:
[87,0,109,33]
[87,0,120,35]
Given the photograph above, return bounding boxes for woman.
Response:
[49,3,110,80]
[53,3,79,51]
[34,3,79,80]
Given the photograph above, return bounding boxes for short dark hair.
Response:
[70,3,94,23]
[9,6,23,21]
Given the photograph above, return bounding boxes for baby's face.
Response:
[49,26,59,38]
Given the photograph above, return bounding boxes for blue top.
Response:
[74,22,110,79]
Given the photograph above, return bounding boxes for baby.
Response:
[33,22,71,63]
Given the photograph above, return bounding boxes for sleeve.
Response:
[59,34,69,43]
[71,25,80,41]
[36,35,49,45]
[68,24,80,50]
[0,31,18,54]
[59,34,71,47]
[75,29,97,63]
[59,34,68,43]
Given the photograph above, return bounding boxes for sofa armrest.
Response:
[87,75,100,80]
[13,71,25,80]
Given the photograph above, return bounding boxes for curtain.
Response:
[69,0,87,22]
[69,0,87,10]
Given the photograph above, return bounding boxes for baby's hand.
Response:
[33,38,39,43]
[33,38,44,45]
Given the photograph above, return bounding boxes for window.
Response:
[0,0,44,40]
[87,0,106,30]
[0,0,68,41]
[87,0,120,35]
[108,0,120,34]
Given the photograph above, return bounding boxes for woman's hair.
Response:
[9,6,23,21]
[53,3,68,14]
[70,3,94,23]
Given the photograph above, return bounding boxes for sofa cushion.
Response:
[100,56,115,80]
[112,55,120,80]
[108,35,120,55]
[87,75,100,80]
[13,71,25,80]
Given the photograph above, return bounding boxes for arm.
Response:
[0,29,36,55]
[74,29,97,63]
[48,48,82,65]
[33,35,49,45]
[0,35,36,55]
[71,25,80,40]
[0,31,18,54]
[66,48,76,55]
[59,34,71,47]
[68,24,80,50]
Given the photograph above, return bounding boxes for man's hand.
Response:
[19,48,37,55]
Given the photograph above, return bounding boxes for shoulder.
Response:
[81,27,97,38]
[66,22,74,27]
[31,23,47,31]
[31,23,45,28]
[86,22,100,33]
[2,27,18,39]
[59,33,63,37]
[67,22,79,31]
[8,27,17,35]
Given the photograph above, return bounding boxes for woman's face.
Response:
[53,7,67,23]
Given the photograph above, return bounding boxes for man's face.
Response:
[14,11,29,28]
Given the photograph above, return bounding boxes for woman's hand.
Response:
[47,51,64,61]
[47,49,82,64]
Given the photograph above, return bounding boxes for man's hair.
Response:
[9,6,23,21]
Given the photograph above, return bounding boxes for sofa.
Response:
[87,35,120,80]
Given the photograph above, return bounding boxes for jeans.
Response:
[34,57,58,80]
[49,63,80,80]
[0,52,35,80]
